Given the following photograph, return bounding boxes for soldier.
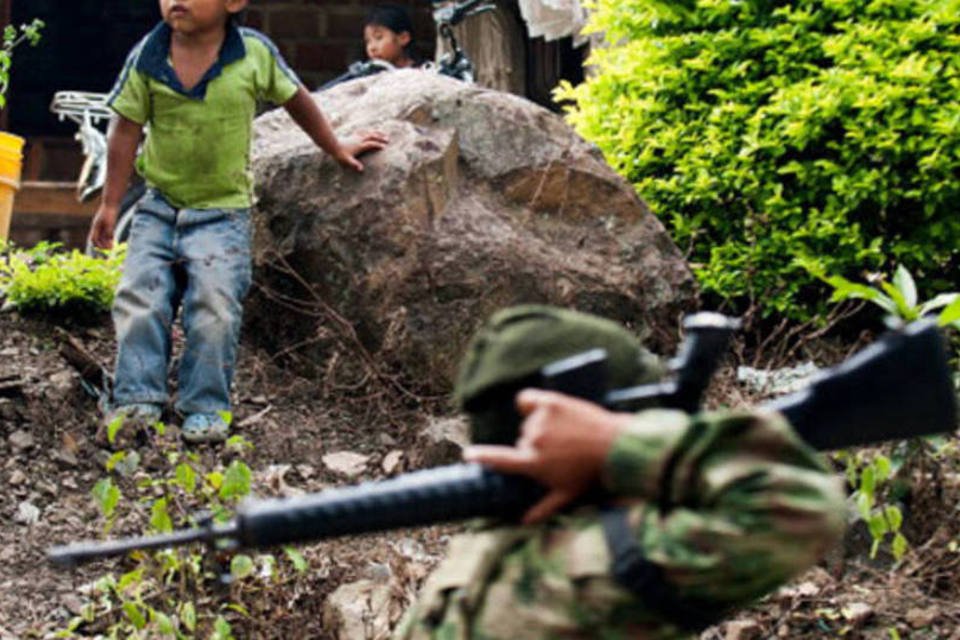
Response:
[395,305,846,639]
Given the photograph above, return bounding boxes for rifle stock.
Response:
[767,319,956,450]
[48,318,958,569]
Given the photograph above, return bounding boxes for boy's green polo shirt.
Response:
[108,22,301,209]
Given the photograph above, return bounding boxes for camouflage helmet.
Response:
[455,305,665,445]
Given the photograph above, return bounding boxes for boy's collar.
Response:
[136,21,247,99]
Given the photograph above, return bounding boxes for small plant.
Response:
[809,261,960,562]
[0,242,124,320]
[0,18,43,108]
[801,260,960,330]
[59,427,309,639]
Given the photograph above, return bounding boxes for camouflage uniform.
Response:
[395,306,846,640]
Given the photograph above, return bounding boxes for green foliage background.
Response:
[0,242,124,320]
[559,0,960,318]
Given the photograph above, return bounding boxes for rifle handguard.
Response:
[237,464,544,548]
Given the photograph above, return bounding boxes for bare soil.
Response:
[0,310,958,639]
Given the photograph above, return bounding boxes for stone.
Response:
[8,430,34,453]
[724,619,763,640]
[248,71,696,391]
[8,470,26,486]
[416,416,469,467]
[363,562,393,582]
[841,602,873,627]
[381,450,404,475]
[322,451,370,478]
[49,370,75,394]
[62,594,85,616]
[322,579,401,640]
[906,607,938,628]
[15,501,40,525]
[296,464,317,480]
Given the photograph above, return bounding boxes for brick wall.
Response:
[247,0,435,89]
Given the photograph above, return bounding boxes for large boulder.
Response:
[248,71,695,391]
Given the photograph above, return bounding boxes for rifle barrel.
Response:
[48,522,239,569]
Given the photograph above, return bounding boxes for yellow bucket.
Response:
[0,132,25,242]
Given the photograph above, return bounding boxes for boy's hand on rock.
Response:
[336,130,389,172]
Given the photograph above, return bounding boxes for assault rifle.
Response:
[48,314,958,568]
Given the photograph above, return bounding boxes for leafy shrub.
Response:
[559,0,960,319]
[0,18,43,108]
[0,242,124,320]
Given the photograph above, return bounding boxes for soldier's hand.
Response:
[464,389,632,524]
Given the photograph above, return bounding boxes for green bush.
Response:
[558,0,960,319]
[0,242,124,320]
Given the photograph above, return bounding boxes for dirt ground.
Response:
[1,310,959,639]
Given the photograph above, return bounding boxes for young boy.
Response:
[89,0,387,443]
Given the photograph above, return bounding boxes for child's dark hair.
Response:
[364,4,423,64]
[364,4,414,37]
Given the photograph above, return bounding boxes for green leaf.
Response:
[867,513,888,538]
[918,293,958,316]
[860,465,876,497]
[180,602,196,632]
[938,295,960,326]
[892,532,908,560]
[104,451,126,472]
[879,281,915,321]
[117,568,144,594]
[150,498,173,534]
[106,414,125,446]
[892,265,917,310]
[122,602,147,629]
[211,616,234,640]
[884,505,903,532]
[91,478,121,519]
[873,456,891,483]
[856,492,873,519]
[152,609,176,635]
[219,461,252,502]
[825,277,899,316]
[175,462,197,494]
[225,434,254,453]
[205,471,224,491]
[284,547,308,573]
[230,554,255,580]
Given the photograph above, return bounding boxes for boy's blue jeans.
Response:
[111,190,252,416]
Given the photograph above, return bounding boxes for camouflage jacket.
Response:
[394,409,846,640]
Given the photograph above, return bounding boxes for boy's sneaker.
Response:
[181,413,230,444]
[96,403,163,449]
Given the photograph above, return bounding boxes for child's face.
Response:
[364,24,411,67]
[159,0,247,35]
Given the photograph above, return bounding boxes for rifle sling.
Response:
[601,507,726,633]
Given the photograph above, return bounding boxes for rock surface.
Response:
[248,71,696,391]
[322,579,401,640]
